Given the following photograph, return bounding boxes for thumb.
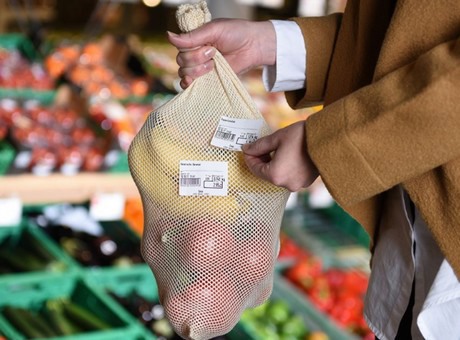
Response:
[242,135,278,182]
[167,24,216,50]
[242,134,279,156]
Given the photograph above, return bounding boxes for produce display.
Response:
[0,48,53,90]
[2,300,111,338]
[0,97,112,175]
[32,205,144,268]
[0,275,134,340]
[44,36,156,100]
[239,298,327,340]
[0,33,174,176]
[278,233,373,339]
[0,228,65,275]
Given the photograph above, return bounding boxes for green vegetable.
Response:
[3,306,45,338]
[266,300,291,325]
[43,300,82,336]
[0,248,46,272]
[62,299,112,331]
[3,306,56,338]
[280,315,307,338]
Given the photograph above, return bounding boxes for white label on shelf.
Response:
[14,151,32,169]
[179,160,228,197]
[90,192,126,221]
[211,116,263,151]
[0,197,23,227]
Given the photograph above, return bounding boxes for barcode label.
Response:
[211,116,263,151]
[215,127,236,141]
[180,177,201,187]
[179,161,228,196]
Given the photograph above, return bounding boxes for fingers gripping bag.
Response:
[128,2,290,339]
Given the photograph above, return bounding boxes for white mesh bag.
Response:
[128,2,290,339]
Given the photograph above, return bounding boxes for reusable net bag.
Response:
[128,2,290,339]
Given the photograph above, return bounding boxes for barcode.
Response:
[180,177,201,187]
[215,128,236,141]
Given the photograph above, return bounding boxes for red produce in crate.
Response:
[284,256,323,290]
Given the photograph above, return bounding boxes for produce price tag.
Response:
[179,161,228,197]
[0,197,22,227]
[211,116,263,151]
[90,192,126,221]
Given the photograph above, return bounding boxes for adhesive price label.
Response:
[211,116,263,151]
[179,161,228,197]
[90,192,126,221]
[0,197,22,227]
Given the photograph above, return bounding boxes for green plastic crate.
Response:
[0,141,15,175]
[84,264,157,302]
[106,151,130,173]
[282,206,371,270]
[84,265,158,339]
[316,203,369,248]
[0,34,37,61]
[297,193,370,249]
[0,219,81,284]
[0,88,56,104]
[0,274,144,340]
[27,203,144,272]
[88,219,145,271]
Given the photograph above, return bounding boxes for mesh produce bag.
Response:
[128,2,290,339]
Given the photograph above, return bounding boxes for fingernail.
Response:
[242,144,249,152]
[167,31,179,38]
[204,47,215,57]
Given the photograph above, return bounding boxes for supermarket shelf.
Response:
[0,173,139,204]
[0,0,55,33]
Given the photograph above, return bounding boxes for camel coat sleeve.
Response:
[305,35,460,206]
[286,5,460,207]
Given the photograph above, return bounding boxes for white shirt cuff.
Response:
[262,20,307,93]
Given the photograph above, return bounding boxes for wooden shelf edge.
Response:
[0,173,140,204]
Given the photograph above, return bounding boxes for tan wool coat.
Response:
[287,0,460,277]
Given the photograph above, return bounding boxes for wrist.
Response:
[255,21,276,66]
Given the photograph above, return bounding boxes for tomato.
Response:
[342,270,368,295]
[308,278,334,313]
[284,256,322,291]
[278,233,309,260]
[324,268,346,290]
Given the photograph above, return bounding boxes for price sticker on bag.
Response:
[179,161,228,197]
[211,116,263,151]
